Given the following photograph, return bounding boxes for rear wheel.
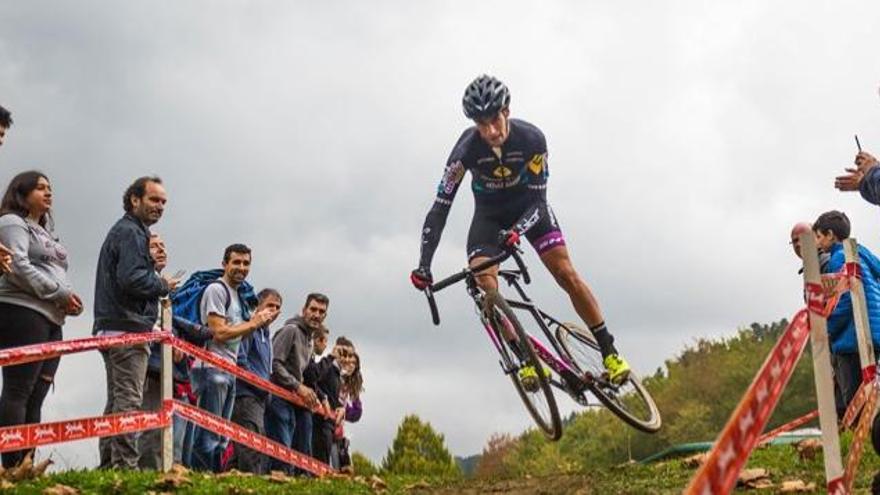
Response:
[556,322,661,433]
[483,292,562,440]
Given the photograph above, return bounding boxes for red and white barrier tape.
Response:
[0,332,169,369]
[0,332,337,474]
[756,409,819,446]
[843,383,878,492]
[685,309,811,495]
[804,263,858,318]
[841,379,873,431]
[170,337,333,419]
[862,364,877,383]
[0,403,172,453]
[0,333,332,420]
[172,399,333,477]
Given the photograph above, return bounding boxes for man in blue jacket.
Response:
[94,176,181,470]
[229,288,282,474]
[814,210,880,415]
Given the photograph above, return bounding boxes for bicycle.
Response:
[422,238,661,440]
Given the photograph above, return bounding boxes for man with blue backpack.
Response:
[177,244,279,472]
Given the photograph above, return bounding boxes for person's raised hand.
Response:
[296,383,319,408]
[162,273,181,291]
[252,306,279,328]
[835,168,864,191]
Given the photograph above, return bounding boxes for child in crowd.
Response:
[813,210,880,415]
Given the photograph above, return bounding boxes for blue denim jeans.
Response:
[173,394,191,465]
[264,396,296,473]
[187,366,235,471]
[292,406,313,457]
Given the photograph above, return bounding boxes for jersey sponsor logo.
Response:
[483,176,521,189]
[492,166,513,178]
[439,160,465,195]
[528,153,546,175]
[516,208,542,233]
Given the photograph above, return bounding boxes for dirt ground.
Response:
[412,474,592,495]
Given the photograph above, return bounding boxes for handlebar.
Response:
[423,239,530,325]
[425,287,440,325]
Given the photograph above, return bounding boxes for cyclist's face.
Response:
[475,108,510,147]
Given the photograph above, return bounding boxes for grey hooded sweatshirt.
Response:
[0,214,73,325]
[270,316,315,392]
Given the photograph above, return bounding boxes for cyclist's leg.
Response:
[468,210,527,346]
[523,206,602,327]
[539,245,604,328]
[466,209,505,293]
[539,246,630,382]
[469,256,499,292]
[525,204,629,381]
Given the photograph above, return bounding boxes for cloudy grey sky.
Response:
[2,1,880,469]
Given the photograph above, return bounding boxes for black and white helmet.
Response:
[462,75,510,120]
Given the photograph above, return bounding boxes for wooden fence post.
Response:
[800,232,845,492]
[160,300,173,472]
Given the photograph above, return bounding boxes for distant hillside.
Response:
[454,454,481,477]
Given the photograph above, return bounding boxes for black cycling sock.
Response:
[589,321,617,359]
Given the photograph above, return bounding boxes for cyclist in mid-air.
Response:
[410,74,631,384]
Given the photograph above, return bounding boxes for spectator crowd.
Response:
[0,103,365,474]
[786,147,880,423]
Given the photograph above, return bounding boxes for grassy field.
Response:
[6,440,880,494]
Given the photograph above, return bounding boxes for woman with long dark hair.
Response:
[334,350,363,472]
[0,170,82,467]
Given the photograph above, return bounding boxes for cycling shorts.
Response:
[466,202,565,261]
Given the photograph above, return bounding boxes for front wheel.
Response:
[556,323,662,433]
[483,293,562,440]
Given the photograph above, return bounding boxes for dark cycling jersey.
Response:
[419,118,565,267]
